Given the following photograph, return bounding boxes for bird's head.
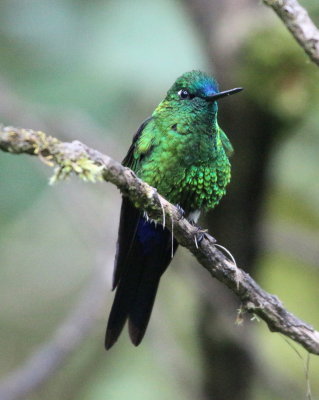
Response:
[165,70,243,114]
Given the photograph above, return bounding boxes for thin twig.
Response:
[1,125,319,356]
[263,0,319,66]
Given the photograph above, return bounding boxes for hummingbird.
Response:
[105,70,242,349]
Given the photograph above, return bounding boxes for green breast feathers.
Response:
[129,118,232,212]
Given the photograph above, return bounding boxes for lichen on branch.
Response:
[0,126,104,183]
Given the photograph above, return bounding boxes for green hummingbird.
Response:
[105,70,242,349]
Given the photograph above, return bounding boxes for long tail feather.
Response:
[105,206,178,349]
[128,231,178,346]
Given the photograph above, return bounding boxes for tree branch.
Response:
[263,0,319,66]
[1,125,319,355]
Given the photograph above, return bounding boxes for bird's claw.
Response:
[175,204,185,220]
[193,226,213,248]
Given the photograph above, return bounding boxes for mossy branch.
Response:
[263,0,319,66]
[1,124,319,355]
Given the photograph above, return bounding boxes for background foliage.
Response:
[1,1,319,399]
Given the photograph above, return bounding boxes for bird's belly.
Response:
[140,158,231,213]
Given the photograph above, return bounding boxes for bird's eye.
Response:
[178,89,192,99]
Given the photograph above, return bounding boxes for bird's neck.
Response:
[153,100,218,138]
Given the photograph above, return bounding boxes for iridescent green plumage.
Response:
[130,71,234,211]
[136,119,231,211]
[105,70,242,349]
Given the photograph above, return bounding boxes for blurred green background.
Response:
[1,1,319,399]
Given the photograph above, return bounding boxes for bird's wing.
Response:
[122,116,153,170]
[106,116,178,349]
[111,116,154,290]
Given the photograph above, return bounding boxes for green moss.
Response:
[49,156,104,184]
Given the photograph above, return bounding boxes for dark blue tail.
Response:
[105,198,178,349]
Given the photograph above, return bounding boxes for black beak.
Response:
[206,87,243,102]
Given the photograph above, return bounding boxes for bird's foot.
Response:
[175,204,185,220]
[193,226,214,249]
